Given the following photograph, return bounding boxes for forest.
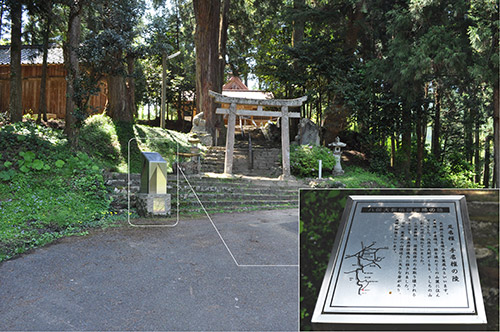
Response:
[0,0,498,188]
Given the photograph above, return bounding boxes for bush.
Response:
[79,114,122,170]
[290,144,336,178]
[420,153,481,188]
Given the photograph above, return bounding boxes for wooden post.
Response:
[160,52,166,128]
[224,102,237,174]
[281,105,291,178]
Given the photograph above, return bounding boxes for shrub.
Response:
[79,114,122,170]
[290,145,336,178]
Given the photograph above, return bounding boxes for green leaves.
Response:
[0,170,15,181]
[55,160,65,168]
[290,145,336,178]
[14,151,49,173]
[19,151,35,162]
[31,159,44,171]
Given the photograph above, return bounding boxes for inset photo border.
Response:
[299,188,499,331]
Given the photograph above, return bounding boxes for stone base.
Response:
[195,133,213,146]
[278,173,296,181]
[136,193,171,217]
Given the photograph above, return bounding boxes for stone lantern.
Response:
[328,137,346,175]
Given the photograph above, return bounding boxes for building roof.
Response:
[222,76,273,100]
[223,76,249,90]
[222,90,274,100]
[0,45,64,65]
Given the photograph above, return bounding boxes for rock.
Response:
[191,112,207,134]
[475,247,494,262]
[261,121,280,141]
[482,287,499,306]
[197,133,213,146]
[308,179,346,188]
[296,118,320,146]
[470,221,498,246]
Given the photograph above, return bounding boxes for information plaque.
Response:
[312,195,486,329]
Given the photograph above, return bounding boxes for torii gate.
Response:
[209,90,307,179]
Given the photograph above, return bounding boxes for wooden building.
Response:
[220,76,275,127]
[0,45,107,119]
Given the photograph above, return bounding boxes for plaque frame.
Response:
[312,195,487,329]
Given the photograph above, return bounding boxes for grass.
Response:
[79,114,193,173]
[333,165,397,188]
[307,166,398,188]
[0,116,193,262]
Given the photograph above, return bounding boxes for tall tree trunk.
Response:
[431,80,441,160]
[177,90,182,128]
[494,80,499,188]
[401,107,412,185]
[292,0,305,48]
[344,0,364,54]
[63,1,83,144]
[107,73,132,123]
[193,0,224,143]
[464,108,473,163]
[390,134,396,168]
[474,120,481,183]
[491,9,499,188]
[126,54,136,120]
[483,135,491,188]
[37,2,52,124]
[9,0,22,123]
[415,105,424,187]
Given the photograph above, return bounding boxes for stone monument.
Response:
[190,112,213,146]
[328,136,346,175]
[296,118,320,146]
[312,195,487,330]
[136,152,171,217]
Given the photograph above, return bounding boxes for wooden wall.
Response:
[0,64,107,118]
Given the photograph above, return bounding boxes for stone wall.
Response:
[252,148,281,171]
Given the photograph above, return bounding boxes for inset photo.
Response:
[300,189,499,331]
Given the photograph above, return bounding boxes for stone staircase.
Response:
[104,172,305,216]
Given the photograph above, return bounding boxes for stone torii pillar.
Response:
[209,91,307,179]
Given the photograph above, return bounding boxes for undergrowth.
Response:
[336,165,397,188]
[0,121,116,261]
[0,116,193,262]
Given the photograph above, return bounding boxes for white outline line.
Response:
[178,167,298,268]
[127,136,298,268]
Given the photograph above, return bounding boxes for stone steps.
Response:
[104,172,302,214]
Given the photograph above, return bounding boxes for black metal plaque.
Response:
[312,195,486,328]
